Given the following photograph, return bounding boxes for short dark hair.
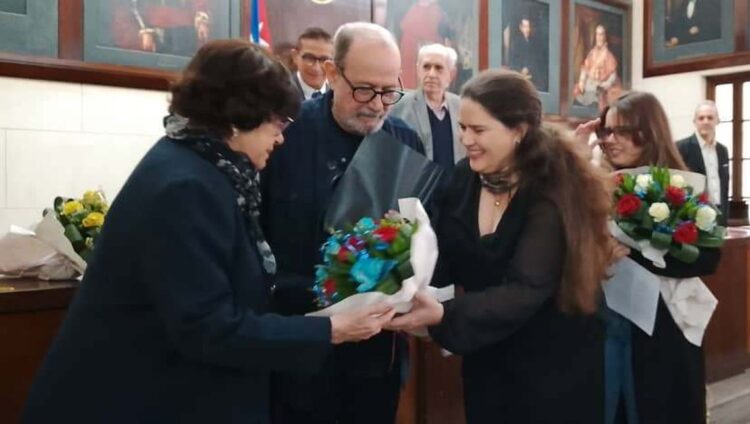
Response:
[297,27,332,47]
[169,39,300,139]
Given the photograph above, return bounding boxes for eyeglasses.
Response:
[300,53,332,66]
[274,116,294,132]
[337,67,405,106]
[596,126,636,139]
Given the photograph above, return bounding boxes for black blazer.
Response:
[676,134,730,221]
[22,138,331,424]
[428,160,604,424]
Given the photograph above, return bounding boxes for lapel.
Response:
[689,134,707,175]
[446,93,466,162]
[313,92,337,206]
[413,90,434,159]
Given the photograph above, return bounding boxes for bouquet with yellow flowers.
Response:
[51,190,109,262]
[0,190,108,280]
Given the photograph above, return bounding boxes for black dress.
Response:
[428,161,604,424]
[627,248,720,424]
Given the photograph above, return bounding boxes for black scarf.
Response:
[164,114,276,275]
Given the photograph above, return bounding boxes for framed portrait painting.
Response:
[379,0,479,93]
[265,0,371,49]
[0,0,58,57]
[489,0,561,115]
[83,0,241,71]
[569,0,630,117]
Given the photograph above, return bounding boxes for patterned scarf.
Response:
[164,114,277,275]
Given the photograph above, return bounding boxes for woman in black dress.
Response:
[388,70,614,423]
[596,91,720,424]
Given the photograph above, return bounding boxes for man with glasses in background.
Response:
[261,22,424,424]
[291,27,334,100]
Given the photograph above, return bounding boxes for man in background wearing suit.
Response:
[291,27,333,100]
[666,0,720,47]
[390,43,465,170]
[677,100,730,223]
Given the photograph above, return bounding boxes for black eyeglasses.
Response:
[337,67,405,105]
[300,53,332,66]
[596,125,636,139]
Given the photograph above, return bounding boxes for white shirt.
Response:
[426,97,448,121]
[697,132,721,206]
[687,0,696,19]
[297,71,327,100]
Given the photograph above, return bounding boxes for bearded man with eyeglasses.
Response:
[260,22,425,424]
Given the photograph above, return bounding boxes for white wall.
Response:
[0,76,168,233]
[630,0,750,140]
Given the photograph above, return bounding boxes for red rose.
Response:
[698,192,710,204]
[322,278,337,296]
[374,226,399,243]
[673,222,699,244]
[346,236,365,251]
[616,194,642,217]
[665,186,686,207]
[336,247,351,263]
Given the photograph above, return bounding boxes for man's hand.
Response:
[330,303,396,344]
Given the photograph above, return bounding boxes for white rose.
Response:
[695,206,717,231]
[636,174,652,189]
[648,202,670,223]
[670,174,686,188]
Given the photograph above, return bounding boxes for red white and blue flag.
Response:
[250,0,272,47]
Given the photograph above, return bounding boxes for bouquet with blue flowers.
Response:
[313,211,417,308]
[306,198,451,318]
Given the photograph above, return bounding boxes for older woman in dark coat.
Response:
[22,40,394,424]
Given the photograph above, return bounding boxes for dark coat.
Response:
[428,160,604,424]
[666,0,720,45]
[261,90,425,423]
[22,138,332,424]
[676,134,730,222]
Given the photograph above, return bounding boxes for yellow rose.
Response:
[82,212,105,228]
[62,200,84,216]
[82,191,102,206]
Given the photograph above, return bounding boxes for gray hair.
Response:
[417,43,457,69]
[333,22,399,69]
[694,100,719,119]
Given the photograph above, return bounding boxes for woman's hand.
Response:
[384,291,444,333]
[610,238,631,264]
[329,303,396,344]
[574,118,601,161]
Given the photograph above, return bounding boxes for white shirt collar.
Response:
[297,71,327,99]
[695,132,715,149]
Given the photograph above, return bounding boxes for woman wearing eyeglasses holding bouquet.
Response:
[579,91,721,424]
[22,40,395,424]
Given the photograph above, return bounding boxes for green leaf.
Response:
[622,174,635,192]
[669,243,699,263]
[650,231,672,250]
[64,224,83,243]
[375,276,401,295]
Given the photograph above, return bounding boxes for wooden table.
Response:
[0,278,76,424]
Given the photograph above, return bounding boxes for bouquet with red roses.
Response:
[613,167,725,263]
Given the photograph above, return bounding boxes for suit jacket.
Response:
[676,134,730,221]
[666,0,719,45]
[291,72,327,101]
[389,88,466,164]
[22,138,331,424]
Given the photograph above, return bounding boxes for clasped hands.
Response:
[329,291,445,344]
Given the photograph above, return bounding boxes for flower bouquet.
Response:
[306,198,452,317]
[0,190,108,280]
[613,167,725,264]
[604,167,723,346]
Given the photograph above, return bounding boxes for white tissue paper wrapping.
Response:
[307,198,454,317]
[605,220,718,346]
[0,212,86,280]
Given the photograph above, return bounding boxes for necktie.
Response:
[311,91,322,99]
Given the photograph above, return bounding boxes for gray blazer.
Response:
[390,89,466,163]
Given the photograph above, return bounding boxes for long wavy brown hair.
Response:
[599,91,688,170]
[462,70,613,314]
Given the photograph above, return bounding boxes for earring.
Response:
[231,126,239,138]
[514,138,520,145]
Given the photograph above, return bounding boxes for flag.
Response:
[250,0,272,47]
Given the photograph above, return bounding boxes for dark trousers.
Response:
[272,365,401,424]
